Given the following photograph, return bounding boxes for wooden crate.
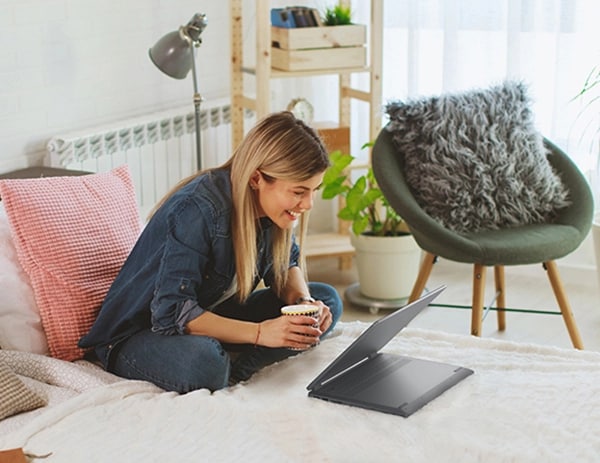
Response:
[271,25,367,72]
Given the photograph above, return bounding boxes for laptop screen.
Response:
[307,286,446,391]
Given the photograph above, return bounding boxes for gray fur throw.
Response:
[385,81,571,233]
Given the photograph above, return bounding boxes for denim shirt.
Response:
[78,168,300,368]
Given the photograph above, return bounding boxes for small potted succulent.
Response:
[322,4,353,26]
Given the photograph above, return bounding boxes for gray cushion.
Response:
[384,81,570,233]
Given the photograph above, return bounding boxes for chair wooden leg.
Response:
[494,265,506,331]
[408,252,436,303]
[544,260,584,350]
[471,264,486,337]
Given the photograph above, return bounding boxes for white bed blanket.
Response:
[2,322,600,462]
[0,350,121,435]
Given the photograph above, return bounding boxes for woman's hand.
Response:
[314,301,333,334]
[256,300,333,350]
[257,314,321,350]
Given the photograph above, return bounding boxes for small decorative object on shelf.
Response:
[286,98,314,123]
[322,4,353,26]
[271,7,322,28]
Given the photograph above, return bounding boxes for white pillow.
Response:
[0,203,49,354]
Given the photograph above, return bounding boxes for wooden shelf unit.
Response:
[229,0,383,267]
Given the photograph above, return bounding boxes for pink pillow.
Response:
[0,166,140,361]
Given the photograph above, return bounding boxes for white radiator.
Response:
[46,99,242,219]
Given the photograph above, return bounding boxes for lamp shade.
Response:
[148,30,192,79]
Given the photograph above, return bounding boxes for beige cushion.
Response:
[0,360,46,420]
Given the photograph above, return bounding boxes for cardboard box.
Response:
[314,122,350,154]
[271,25,367,72]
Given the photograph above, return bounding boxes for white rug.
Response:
[2,323,600,462]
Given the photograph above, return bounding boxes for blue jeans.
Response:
[109,282,342,393]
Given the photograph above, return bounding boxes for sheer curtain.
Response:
[351,0,600,201]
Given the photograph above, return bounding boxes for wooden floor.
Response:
[307,255,600,351]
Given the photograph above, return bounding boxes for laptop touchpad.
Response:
[354,360,460,408]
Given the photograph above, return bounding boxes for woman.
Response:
[79,111,343,393]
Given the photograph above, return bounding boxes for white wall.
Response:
[0,0,343,233]
[0,0,231,172]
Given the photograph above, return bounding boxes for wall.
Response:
[0,0,357,235]
[0,0,231,172]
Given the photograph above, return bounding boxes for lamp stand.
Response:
[189,42,203,171]
[149,13,207,171]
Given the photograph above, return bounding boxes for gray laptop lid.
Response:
[307,285,445,392]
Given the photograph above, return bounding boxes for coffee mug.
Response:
[280,304,320,349]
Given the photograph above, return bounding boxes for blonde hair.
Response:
[150,111,330,302]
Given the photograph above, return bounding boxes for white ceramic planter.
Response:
[350,232,421,300]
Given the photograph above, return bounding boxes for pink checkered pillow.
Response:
[0,166,140,361]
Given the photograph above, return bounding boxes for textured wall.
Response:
[0,0,231,171]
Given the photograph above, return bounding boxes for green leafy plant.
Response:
[574,65,600,102]
[321,144,407,236]
[572,65,600,142]
[572,65,600,209]
[322,4,353,26]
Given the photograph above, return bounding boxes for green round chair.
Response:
[372,126,593,349]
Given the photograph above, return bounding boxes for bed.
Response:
[2,324,600,462]
[1,168,600,463]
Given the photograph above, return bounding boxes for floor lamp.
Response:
[149,13,208,171]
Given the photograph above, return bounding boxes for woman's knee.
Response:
[176,337,231,393]
[112,333,231,394]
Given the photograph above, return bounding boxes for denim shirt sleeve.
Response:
[149,196,217,335]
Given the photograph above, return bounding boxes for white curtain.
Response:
[268,0,599,201]
[350,0,600,202]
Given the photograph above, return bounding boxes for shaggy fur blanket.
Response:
[385,81,570,233]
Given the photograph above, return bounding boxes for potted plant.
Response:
[321,146,421,301]
[573,66,600,288]
[322,4,353,25]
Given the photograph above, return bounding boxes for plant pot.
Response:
[350,232,421,300]
[593,212,600,289]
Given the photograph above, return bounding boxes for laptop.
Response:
[307,286,473,417]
